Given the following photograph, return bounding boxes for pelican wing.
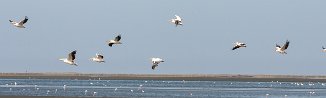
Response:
[281,40,290,50]
[175,15,182,21]
[68,50,76,61]
[19,16,28,25]
[276,44,281,48]
[232,45,240,50]
[114,35,121,41]
[108,43,114,47]
[97,54,104,59]
[152,64,158,70]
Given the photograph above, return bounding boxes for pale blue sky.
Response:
[0,0,326,75]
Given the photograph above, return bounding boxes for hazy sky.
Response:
[1,0,326,75]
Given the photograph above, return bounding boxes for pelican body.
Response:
[232,42,246,50]
[170,15,182,27]
[151,58,164,70]
[276,40,290,54]
[90,53,105,63]
[107,34,122,47]
[9,16,28,28]
[59,50,77,66]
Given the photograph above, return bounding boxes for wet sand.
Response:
[0,73,326,82]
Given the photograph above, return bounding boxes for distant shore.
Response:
[0,73,326,82]
[0,96,104,98]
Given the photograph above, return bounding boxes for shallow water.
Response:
[0,79,325,97]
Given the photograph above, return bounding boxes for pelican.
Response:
[232,42,246,50]
[107,34,122,47]
[59,50,77,66]
[9,16,28,28]
[90,53,105,63]
[170,15,182,27]
[276,40,290,54]
[322,46,326,52]
[151,58,164,70]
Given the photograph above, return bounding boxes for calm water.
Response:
[0,79,325,98]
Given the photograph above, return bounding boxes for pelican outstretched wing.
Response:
[114,35,121,41]
[68,50,76,61]
[175,15,182,21]
[19,16,28,25]
[281,40,290,50]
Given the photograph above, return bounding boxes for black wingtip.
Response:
[72,50,77,54]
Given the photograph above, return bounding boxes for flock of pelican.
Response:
[8,15,171,70]
[232,40,290,54]
[10,15,321,70]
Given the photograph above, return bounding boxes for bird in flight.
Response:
[232,42,246,50]
[9,16,29,28]
[276,40,290,54]
[59,50,77,66]
[90,53,105,63]
[151,58,164,70]
[322,46,326,52]
[170,15,183,27]
[107,34,122,47]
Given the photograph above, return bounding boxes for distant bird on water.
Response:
[232,42,246,50]
[276,40,290,54]
[151,58,164,70]
[9,16,29,28]
[322,46,326,52]
[170,15,182,27]
[107,34,122,47]
[59,50,77,66]
[90,53,105,63]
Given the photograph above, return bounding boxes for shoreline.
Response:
[0,73,326,82]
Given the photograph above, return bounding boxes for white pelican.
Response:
[9,16,28,28]
[322,46,326,52]
[276,40,290,54]
[59,50,77,66]
[170,15,182,27]
[232,42,246,50]
[151,58,164,70]
[107,34,122,47]
[90,53,105,63]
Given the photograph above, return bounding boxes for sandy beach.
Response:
[0,73,326,82]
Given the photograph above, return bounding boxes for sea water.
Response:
[0,79,325,97]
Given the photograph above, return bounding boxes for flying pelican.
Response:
[276,40,290,54]
[90,53,105,63]
[107,34,122,47]
[59,50,77,66]
[9,16,28,28]
[322,46,326,52]
[170,15,182,27]
[151,58,164,70]
[232,42,246,50]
